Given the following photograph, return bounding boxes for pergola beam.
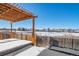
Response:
[0,3,34,22]
[4,3,33,16]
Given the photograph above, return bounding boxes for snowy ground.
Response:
[1,30,79,37]
[36,32,79,37]
[15,31,79,37]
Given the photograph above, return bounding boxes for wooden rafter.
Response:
[0,3,36,22]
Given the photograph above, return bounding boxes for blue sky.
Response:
[0,3,79,29]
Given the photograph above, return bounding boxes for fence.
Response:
[15,32,32,41]
[36,36,50,47]
[36,35,79,51]
[49,36,79,51]
[0,31,32,41]
[0,31,79,51]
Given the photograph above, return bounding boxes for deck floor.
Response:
[38,49,72,56]
[15,46,46,56]
[15,46,72,56]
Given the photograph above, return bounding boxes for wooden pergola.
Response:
[0,3,37,45]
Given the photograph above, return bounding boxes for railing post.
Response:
[21,33,23,40]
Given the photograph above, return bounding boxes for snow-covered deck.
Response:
[0,38,32,56]
[15,46,46,56]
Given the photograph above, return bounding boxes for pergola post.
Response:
[9,21,15,38]
[32,17,36,45]
[11,22,13,33]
